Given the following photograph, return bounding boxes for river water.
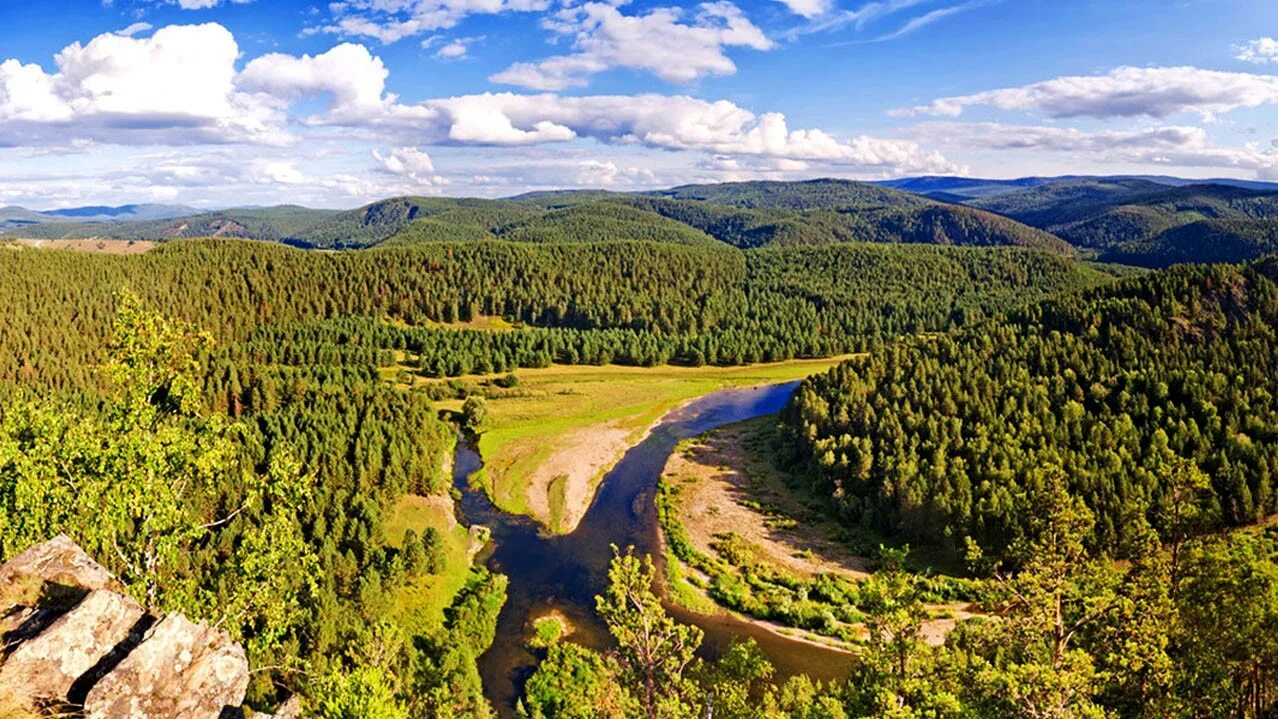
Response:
[451,382,853,716]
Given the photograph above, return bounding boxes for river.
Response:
[451,382,853,716]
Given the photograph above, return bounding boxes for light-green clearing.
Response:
[447,358,855,534]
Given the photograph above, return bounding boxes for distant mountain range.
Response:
[7,175,1278,268]
[0,203,199,228]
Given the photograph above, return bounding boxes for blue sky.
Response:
[2,0,1278,208]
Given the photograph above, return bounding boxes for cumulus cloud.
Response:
[1,22,961,202]
[373,146,448,186]
[911,121,1278,173]
[0,23,286,146]
[347,93,958,174]
[895,66,1278,120]
[490,2,773,90]
[312,0,549,44]
[238,43,391,120]
[1236,37,1278,65]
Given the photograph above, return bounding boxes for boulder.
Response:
[83,613,249,719]
[0,534,119,600]
[0,588,146,708]
[1,535,124,657]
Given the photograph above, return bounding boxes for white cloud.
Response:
[238,43,391,120]
[788,0,962,39]
[0,24,958,203]
[490,2,773,90]
[312,0,549,44]
[431,35,484,59]
[252,159,306,185]
[876,0,992,41]
[373,146,448,186]
[896,66,1278,120]
[0,23,286,146]
[0,59,71,123]
[1236,37,1278,65]
[166,0,253,8]
[772,0,833,19]
[911,121,1278,174]
[347,93,958,174]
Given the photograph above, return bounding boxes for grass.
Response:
[421,314,517,331]
[460,358,855,530]
[660,534,718,614]
[382,493,478,635]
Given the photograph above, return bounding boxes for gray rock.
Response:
[83,613,249,719]
[0,534,119,600]
[0,588,146,708]
[1,535,125,659]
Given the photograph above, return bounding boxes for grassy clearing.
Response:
[421,314,517,331]
[383,493,479,635]
[457,357,854,533]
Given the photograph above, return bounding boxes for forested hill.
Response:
[2,179,1072,254]
[0,238,1112,392]
[968,179,1278,266]
[784,255,1278,559]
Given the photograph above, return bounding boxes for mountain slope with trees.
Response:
[784,255,1278,560]
[969,179,1278,266]
[2,180,1074,254]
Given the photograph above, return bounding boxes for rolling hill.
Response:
[4,180,1073,254]
[0,203,199,228]
[965,179,1278,266]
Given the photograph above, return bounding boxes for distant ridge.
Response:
[876,174,1278,200]
[0,203,198,228]
[12,175,1278,266]
[2,179,1073,254]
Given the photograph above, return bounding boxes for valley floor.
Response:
[436,358,855,534]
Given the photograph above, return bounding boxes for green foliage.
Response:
[519,642,633,719]
[312,666,409,719]
[785,258,1278,558]
[5,180,1069,255]
[0,294,317,674]
[461,396,490,432]
[597,548,703,719]
[971,179,1278,266]
[0,239,1110,391]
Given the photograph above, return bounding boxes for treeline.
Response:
[0,239,1112,388]
[783,256,1278,557]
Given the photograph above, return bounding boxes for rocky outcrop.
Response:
[0,536,250,719]
[84,614,248,719]
[0,589,147,710]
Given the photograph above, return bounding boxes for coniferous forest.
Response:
[2,178,1278,719]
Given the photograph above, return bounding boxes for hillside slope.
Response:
[5,180,1071,254]
[784,255,1278,558]
[969,179,1278,266]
